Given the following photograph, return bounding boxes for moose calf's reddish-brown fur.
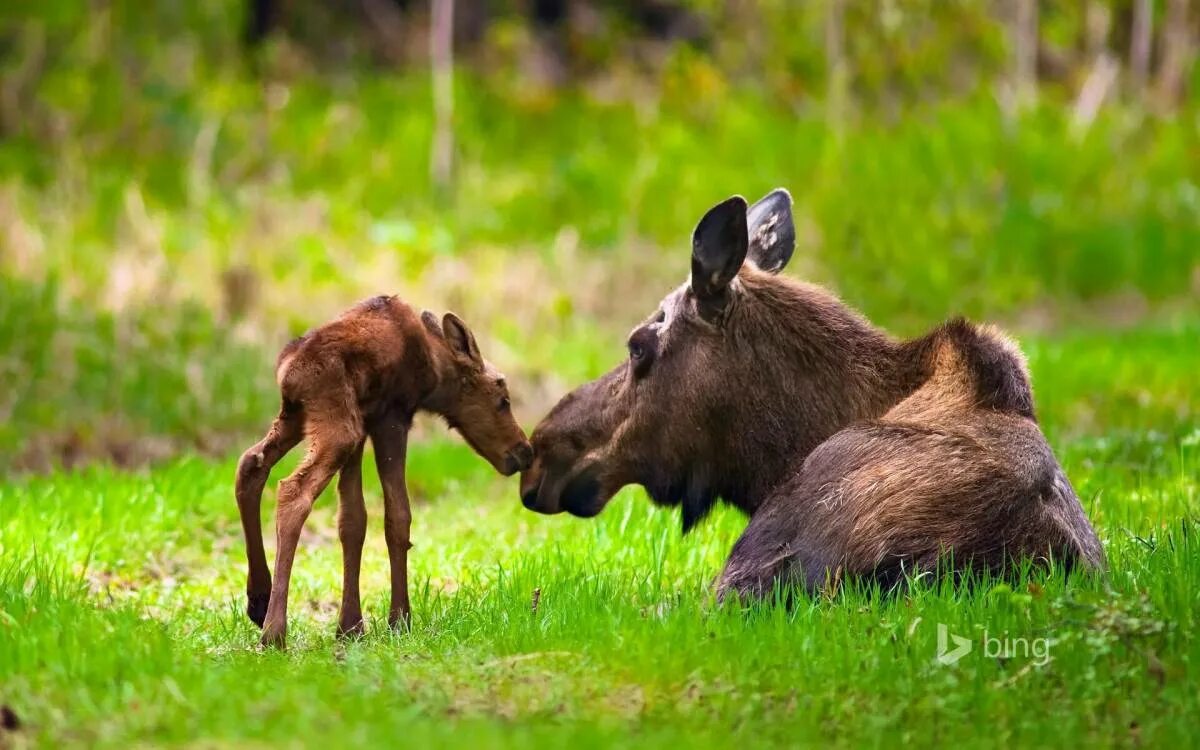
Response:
[521,190,1104,598]
[236,295,531,647]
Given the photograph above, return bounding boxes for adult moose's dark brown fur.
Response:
[236,295,531,648]
[519,190,1104,598]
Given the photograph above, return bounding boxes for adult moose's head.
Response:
[520,190,914,531]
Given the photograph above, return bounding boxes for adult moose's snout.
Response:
[520,482,539,510]
[503,440,534,476]
[519,456,559,513]
[519,365,626,515]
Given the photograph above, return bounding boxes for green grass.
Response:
[2,320,1197,748]
[0,276,275,470]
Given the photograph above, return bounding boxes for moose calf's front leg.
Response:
[373,421,413,630]
[384,490,413,630]
[336,442,367,638]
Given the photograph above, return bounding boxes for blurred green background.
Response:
[0,0,1197,471]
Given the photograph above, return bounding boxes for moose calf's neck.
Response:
[417,331,465,418]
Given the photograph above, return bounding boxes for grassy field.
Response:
[2,320,1197,748]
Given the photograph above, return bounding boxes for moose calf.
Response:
[236,295,531,648]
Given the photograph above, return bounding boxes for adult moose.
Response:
[520,190,1104,598]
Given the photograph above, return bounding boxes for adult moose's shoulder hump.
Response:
[520,189,1104,598]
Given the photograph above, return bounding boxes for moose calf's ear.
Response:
[691,195,749,303]
[421,310,444,339]
[746,188,795,274]
[442,312,483,364]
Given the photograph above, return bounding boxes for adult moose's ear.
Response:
[442,312,483,365]
[745,188,795,274]
[690,195,749,310]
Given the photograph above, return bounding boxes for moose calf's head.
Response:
[427,312,533,477]
[520,189,807,530]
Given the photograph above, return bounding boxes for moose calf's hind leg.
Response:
[336,442,368,638]
[235,413,302,628]
[259,438,352,649]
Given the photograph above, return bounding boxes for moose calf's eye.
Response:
[499,396,511,411]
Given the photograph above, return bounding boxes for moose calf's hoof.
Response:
[246,593,270,628]
[259,624,287,650]
[336,618,365,640]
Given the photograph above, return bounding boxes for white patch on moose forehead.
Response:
[655,282,689,335]
[630,281,687,348]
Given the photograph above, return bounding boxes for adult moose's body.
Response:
[520,190,1104,597]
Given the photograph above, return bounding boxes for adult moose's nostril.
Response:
[521,487,539,510]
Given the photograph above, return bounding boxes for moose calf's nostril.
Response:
[514,442,534,471]
[503,443,533,476]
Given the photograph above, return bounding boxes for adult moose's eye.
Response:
[627,326,657,377]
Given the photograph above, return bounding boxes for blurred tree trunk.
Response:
[1085,1,1110,60]
[431,0,455,194]
[245,0,280,46]
[1073,54,1118,133]
[0,23,45,138]
[362,0,408,66]
[1130,0,1153,93]
[1157,0,1194,105]
[1013,0,1038,107]
[825,0,846,127]
[1074,2,1115,133]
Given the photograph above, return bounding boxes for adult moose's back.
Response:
[519,189,1104,597]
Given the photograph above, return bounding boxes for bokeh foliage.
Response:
[1,1,1197,467]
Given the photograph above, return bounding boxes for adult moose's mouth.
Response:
[520,473,548,512]
[519,458,559,514]
[519,364,628,517]
[559,467,604,517]
[519,457,607,517]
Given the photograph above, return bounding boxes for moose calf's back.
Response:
[275,295,436,424]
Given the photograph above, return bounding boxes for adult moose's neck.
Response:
[718,270,925,514]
